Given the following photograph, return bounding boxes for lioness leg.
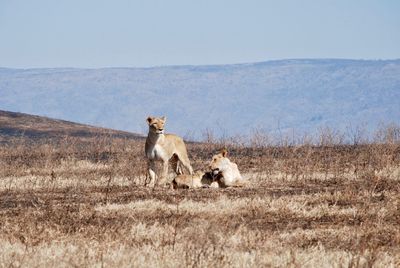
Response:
[177,152,193,175]
[233,179,249,187]
[147,160,157,186]
[171,154,183,175]
[158,161,169,185]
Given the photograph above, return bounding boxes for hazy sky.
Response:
[0,0,399,68]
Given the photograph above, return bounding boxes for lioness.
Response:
[145,116,193,186]
[172,171,222,189]
[209,149,248,187]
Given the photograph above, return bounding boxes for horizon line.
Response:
[1,57,400,70]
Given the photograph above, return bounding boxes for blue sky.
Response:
[0,0,399,68]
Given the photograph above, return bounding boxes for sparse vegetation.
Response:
[0,124,399,267]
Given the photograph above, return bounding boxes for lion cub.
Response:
[209,149,248,187]
[172,171,221,189]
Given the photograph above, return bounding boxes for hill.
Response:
[1,59,399,138]
[0,110,142,142]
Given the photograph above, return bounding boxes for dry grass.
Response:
[0,128,399,267]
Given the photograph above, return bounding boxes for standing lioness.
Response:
[145,116,193,186]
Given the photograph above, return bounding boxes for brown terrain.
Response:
[0,110,141,142]
[0,111,399,267]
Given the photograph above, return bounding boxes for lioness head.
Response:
[209,149,230,175]
[146,116,166,135]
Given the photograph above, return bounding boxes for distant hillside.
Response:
[0,110,142,142]
[1,59,399,138]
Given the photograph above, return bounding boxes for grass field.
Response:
[0,129,399,267]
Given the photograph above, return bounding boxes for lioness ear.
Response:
[146,116,154,125]
[221,148,228,157]
[161,116,167,123]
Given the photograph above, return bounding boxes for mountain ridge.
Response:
[0,109,142,142]
[1,59,399,139]
[2,58,400,70]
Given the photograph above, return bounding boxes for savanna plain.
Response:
[0,126,399,267]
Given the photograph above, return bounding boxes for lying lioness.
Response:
[209,149,248,187]
[172,171,222,189]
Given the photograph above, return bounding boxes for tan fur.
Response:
[172,171,222,189]
[145,116,193,186]
[209,149,248,187]
[172,171,203,189]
